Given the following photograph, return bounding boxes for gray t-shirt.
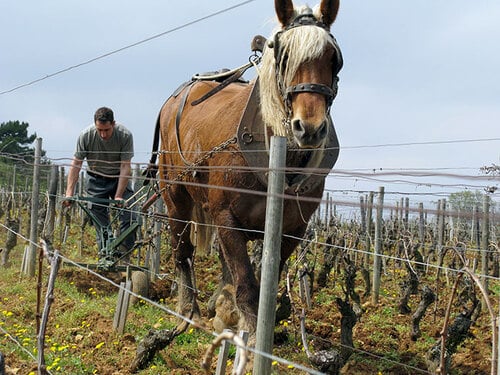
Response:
[74,123,134,176]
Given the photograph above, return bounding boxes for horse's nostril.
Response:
[292,119,304,135]
[318,121,327,138]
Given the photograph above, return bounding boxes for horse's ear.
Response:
[319,0,340,28]
[275,0,295,27]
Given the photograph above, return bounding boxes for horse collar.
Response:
[237,80,340,195]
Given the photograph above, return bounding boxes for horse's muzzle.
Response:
[291,118,328,148]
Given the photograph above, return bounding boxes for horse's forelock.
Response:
[258,20,334,138]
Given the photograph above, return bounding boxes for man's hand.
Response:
[113,197,126,208]
[62,197,73,208]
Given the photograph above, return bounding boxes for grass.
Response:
[1,208,498,374]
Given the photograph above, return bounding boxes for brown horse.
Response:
[155,0,342,336]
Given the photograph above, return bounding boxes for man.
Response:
[64,106,137,260]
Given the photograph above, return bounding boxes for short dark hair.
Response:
[94,107,114,123]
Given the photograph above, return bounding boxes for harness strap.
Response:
[143,82,195,184]
[190,64,250,106]
[175,83,195,166]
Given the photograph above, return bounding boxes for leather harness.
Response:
[145,14,342,195]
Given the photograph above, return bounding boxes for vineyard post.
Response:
[24,137,42,277]
[359,195,367,267]
[371,186,384,305]
[254,136,286,375]
[77,171,85,256]
[360,196,366,231]
[364,192,374,268]
[456,208,463,241]
[57,166,65,242]
[400,197,404,223]
[43,165,59,242]
[436,200,446,272]
[132,164,140,192]
[472,204,480,271]
[331,196,336,218]
[78,170,85,220]
[404,197,409,228]
[481,194,490,290]
[325,192,330,224]
[418,202,425,244]
[151,198,164,278]
[58,166,64,199]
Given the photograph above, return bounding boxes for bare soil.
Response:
[2,251,494,375]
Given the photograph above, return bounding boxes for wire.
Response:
[1,189,498,374]
[341,137,500,150]
[0,0,256,96]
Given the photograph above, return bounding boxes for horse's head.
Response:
[259,0,343,149]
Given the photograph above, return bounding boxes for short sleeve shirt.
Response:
[74,123,134,176]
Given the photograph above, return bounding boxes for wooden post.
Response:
[253,136,286,375]
[360,196,366,233]
[37,248,61,375]
[404,197,409,226]
[57,166,65,243]
[371,186,384,305]
[215,330,249,375]
[324,192,330,225]
[132,164,141,192]
[364,192,374,268]
[234,330,249,370]
[43,165,59,242]
[151,198,164,279]
[437,199,446,266]
[481,195,490,289]
[113,280,132,334]
[25,138,42,277]
[418,202,425,244]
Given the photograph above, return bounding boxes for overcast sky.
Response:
[1,0,499,208]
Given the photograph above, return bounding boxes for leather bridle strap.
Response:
[285,83,336,107]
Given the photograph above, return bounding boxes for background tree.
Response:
[448,190,484,214]
[0,121,45,163]
[0,121,49,190]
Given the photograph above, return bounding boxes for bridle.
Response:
[271,13,343,120]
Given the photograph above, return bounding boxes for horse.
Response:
[152,0,343,337]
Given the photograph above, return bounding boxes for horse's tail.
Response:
[191,204,216,255]
[142,111,162,185]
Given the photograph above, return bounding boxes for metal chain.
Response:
[159,136,238,190]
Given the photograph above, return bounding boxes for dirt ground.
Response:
[1,256,495,375]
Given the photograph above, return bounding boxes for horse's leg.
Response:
[215,212,259,335]
[164,189,201,321]
[207,247,233,318]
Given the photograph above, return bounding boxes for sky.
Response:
[1,0,499,211]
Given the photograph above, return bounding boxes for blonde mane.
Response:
[258,6,335,138]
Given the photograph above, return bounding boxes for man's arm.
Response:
[65,157,83,198]
[115,159,132,200]
[62,157,83,207]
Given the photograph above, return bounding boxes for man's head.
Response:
[94,107,115,141]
